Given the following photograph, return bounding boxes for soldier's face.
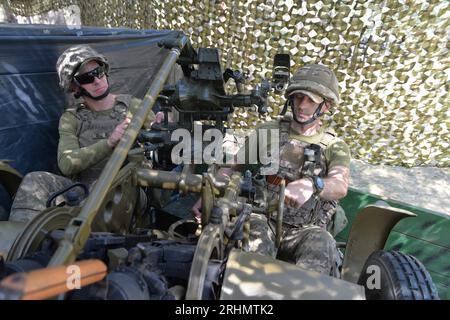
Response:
[292,94,320,121]
[292,93,331,123]
[78,61,108,97]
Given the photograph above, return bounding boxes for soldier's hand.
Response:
[107,118,131,147]
[192,198,202,224]
[284,178,314,209]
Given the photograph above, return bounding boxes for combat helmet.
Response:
[283,64,339,125]
[56,44,109,92]
[285,64,339,107]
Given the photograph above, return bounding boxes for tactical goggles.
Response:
[74,65,106,85]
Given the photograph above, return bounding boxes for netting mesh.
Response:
[2,0,449,167]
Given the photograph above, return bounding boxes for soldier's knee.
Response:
[304,226,334,240]
[20,171,55,185]
[247,213,276,257]
[249,213,270,238]
[21,171,41,182]
[249,212,268,227]
[301,227,336,250]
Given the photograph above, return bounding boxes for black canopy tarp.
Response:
[0,24,183,218]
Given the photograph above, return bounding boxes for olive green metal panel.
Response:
[339,189,450,247]
[427,271,450,300]
[391,212,450,247]
[221,249,365,300]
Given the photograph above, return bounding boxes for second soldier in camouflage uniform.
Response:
[9,45,166,223]
[193,64,351,276]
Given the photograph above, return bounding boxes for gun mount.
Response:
[140,47,291,170]
[154,47,290,133]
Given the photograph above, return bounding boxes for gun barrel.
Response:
[48,34,188,267]
[0,259,107,300]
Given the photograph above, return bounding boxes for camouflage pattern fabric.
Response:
[247,214,338,275]
[10,94,157,223]
[326,204,348,238]
[285,64,340,107]
[58,94,154,183]
[247,213,276,258]
[6,1,448,168]
[267,119,338,228]
[9,171,74,223]
[247,118,348,275]
[65,94,129,185]
[277,225,338,275]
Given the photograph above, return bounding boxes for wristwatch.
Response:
[312,176,324,195]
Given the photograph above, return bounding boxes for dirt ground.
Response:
[349,159,450,217]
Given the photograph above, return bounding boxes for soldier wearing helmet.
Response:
[54,44,169,184]
[193,64,350,276]
[9,44,168,223]
[56,44,112,100]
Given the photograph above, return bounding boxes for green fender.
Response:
[341,201,416,283]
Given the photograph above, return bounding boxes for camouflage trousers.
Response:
[9,171,74,223]
[277,225,338,275]
[247,213,277,257]
[248,213,338,275]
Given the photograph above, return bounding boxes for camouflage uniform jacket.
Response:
[249,115,351,229]
[57,94,155,185]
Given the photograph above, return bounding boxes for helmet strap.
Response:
[291,100,326,125]
[280,100,289,116]
[79,86,110,100]
[73,75,110,101]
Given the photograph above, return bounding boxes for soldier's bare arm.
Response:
[320,165,349,201]
[283,165,349,209]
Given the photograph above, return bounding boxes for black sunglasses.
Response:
[74,65,106,85]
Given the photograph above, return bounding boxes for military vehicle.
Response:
[0,26,442,300]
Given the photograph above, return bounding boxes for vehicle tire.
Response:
[358,250,439,300]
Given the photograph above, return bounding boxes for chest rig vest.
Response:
[69,94,131,185]
[266,116,338,229]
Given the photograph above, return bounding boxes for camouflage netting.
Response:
[2,0,449,167]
